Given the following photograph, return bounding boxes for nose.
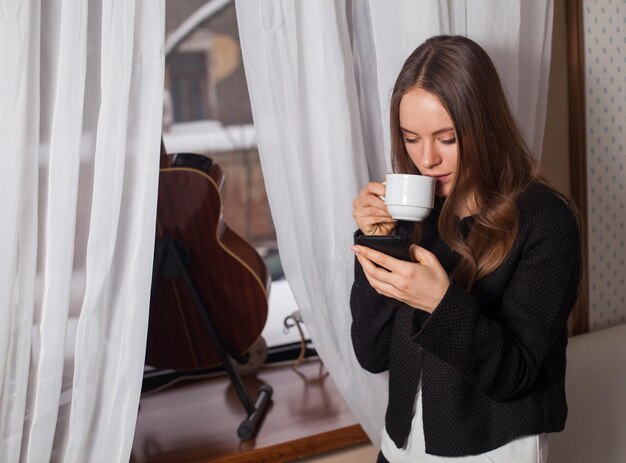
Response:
[421,141,442,169]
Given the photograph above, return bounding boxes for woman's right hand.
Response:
[352,181,397,236]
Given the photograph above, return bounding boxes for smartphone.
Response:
[355,234,414,262]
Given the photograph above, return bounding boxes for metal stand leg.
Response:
[152,238,273,440]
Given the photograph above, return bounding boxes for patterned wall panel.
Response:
[583,0,626,330]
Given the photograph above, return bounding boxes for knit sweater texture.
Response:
[350,181,581,456]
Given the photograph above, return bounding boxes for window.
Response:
[169,51,211,122]
[163,1,278,268]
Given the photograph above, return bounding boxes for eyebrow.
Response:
[400,126,455,136]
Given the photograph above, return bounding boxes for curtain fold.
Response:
[0,0,165,461]
[466,0,554,158]
[237,0,553,445]
[24,0,88,460]
[0,2,41,462]
[236,0,390,434]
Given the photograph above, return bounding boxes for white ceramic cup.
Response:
[383,173,436,221]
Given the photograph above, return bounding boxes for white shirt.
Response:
[381,381,548,463]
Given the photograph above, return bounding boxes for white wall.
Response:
[583,0,626,330]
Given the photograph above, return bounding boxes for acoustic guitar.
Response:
[146,150,271,371]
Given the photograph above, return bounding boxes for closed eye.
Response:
[403,137,420,144]
[440,137,456,145]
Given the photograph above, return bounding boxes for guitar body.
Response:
[146,153,271,371]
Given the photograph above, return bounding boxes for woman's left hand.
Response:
[352,244,450,313]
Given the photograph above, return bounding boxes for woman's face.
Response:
[398,88,458,197]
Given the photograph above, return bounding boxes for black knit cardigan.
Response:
[350,182,581,456]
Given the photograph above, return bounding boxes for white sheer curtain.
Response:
[0,1,164,462]
[236,0,553,445]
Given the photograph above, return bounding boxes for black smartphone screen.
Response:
[355,234,413,262]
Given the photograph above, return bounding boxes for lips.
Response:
[429,174,450,183]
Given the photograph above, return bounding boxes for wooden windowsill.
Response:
[131,358,370,462]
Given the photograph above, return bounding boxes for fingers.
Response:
[352,192,388,213]
[360,181,386,198]
[353,183,387,213]
[353,182,396,235]
[355,245,392,271]
[353,212,397,232]
[355,254,398,298]
[355,243,448,313]
[354,245,409,278]
[356,252,410,301]
[409,245,435,265]
[353,205,393,219]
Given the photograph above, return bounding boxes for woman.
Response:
[350,35,582,462]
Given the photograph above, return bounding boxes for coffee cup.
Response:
[383,173,436,221]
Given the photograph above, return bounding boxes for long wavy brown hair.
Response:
[390,35,539,289]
